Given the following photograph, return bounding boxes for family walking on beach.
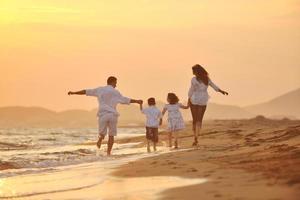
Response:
[68,64,228,156]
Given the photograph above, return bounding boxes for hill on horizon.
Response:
[0,103,253,128]
[244,87,300,119]
[0,88,298,128]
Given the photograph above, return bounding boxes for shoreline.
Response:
[0,144,205,199]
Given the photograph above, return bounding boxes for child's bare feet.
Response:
[192,138,198,146]
[174,141,178,149]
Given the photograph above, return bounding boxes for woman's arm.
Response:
[188,98,192,106]
[209,79,228,95]
[218,89,228,95]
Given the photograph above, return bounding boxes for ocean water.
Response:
[0,127,145,177]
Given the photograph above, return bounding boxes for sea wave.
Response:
[0,141,31,151]
[0,127,145,178]
[0,142,144,178]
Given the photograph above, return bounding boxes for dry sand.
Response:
[114,118,300,200]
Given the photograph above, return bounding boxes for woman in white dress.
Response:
[188,64,228,146]
[162,93,189,148]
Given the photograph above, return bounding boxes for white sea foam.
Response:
[0,128,145,177]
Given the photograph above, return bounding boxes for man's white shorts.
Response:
[98,113,118,136]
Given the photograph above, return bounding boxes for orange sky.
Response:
[0,0,299,111]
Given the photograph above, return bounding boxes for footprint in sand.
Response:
[214,193,223,198]
[167,161,177,165]
[186,168,198,172]
[150,161,158,165]
[249,143,260,147]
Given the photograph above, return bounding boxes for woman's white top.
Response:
[188,77,220,105]
[163,103,185,132]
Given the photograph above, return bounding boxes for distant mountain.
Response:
[0,103,253,128]
[244,88,300,119]
[143,101,253,120]
[205,103,254,119]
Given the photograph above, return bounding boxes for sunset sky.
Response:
[0,0,299,111]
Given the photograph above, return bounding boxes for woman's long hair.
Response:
[192,64,209,85]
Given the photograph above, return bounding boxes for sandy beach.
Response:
[114,118,300,200]
[0,118,299,200]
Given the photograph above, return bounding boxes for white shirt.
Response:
[188,77,220,105]
[86,85,131,117]
[141,106,162,128]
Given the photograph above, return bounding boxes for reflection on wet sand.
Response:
[0,146,207,200]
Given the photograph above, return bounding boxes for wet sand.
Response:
[114,118,300,200]
[0,144,207,199]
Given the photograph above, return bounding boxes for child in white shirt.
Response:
[140,98,162,152]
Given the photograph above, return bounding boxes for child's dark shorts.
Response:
[146,127,159,143]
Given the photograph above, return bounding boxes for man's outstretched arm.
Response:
[130,99,143,105]
[68,90,86,95]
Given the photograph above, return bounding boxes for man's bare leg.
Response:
[97,134,105,149]
[147,140,151,153]
[107,136,114,156]
[153,142,157,152]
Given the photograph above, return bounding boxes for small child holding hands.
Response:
[161,93,189,149]
[140,98,162,152]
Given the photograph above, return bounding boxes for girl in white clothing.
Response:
[188,64,228,146]
[162,93,189,148]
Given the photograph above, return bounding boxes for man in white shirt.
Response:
[140,98,162,152]
[68,76,143,156]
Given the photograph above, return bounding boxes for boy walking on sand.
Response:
[140,98,162,152]
[68,76,143,156]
